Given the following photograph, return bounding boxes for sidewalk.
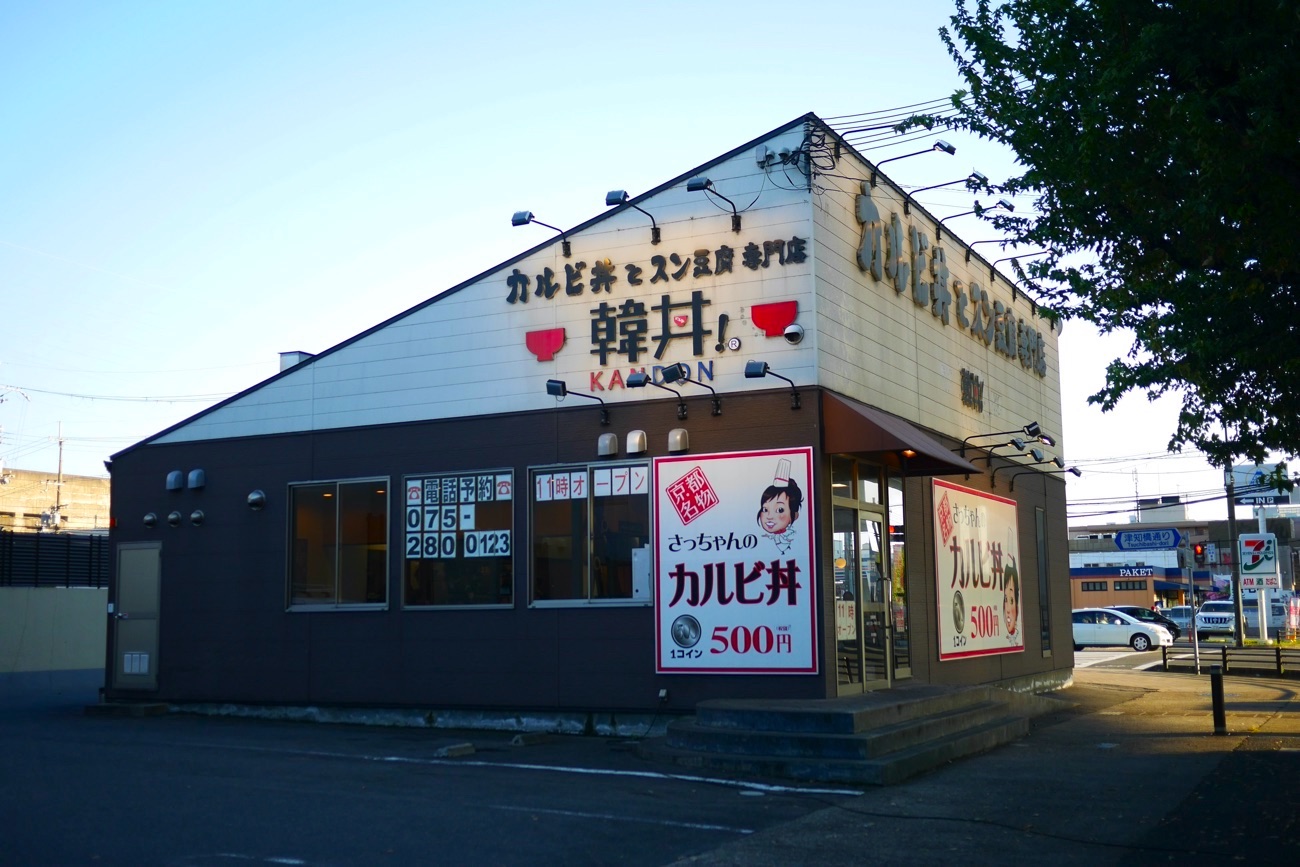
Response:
[672,667,1300,866]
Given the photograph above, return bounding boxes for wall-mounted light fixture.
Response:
[660,362,721,416]
[965,238,1012,263]
[627,371,687,420]
[1009,465,1081,492]
[546,379,609,425]
[685,177,741,233]
[969,437,1027,466]
[626,430,648,456]
[990,250,1051,283]
[869,140,956,187]
[744,360,800,409]
[904,170,987,215]
[512,211,571,257]
[959,422,1051,457]
[247,490,266,511]
[605,190,660,245]
[143,512,158,528]
[991,449,1056,489]
[668,428,689,454]
[935,198,1014,242]
[166,470,184,491]
[597,432,618,458]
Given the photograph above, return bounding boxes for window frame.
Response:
[527,460,652,608]
[286,476,390,612]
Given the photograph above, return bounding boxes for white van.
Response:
[1243,597,1296,631]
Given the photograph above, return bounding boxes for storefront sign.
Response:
[653,447,817,674]
[933,479,1025,660]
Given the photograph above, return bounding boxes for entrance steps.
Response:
[648,683,1058,786]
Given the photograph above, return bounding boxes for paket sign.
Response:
[933,479,1025,660]
[653,447,817,674]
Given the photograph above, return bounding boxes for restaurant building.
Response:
[103,113,1073,713]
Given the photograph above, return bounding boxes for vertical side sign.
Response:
[654,447,818,674]
[933,479,1025,660]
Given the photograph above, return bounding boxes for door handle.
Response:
[115,612,129,620]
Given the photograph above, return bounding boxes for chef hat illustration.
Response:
[772,458,792,487]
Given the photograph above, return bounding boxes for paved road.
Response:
[1,677,843,866]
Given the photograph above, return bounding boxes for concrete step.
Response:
[667,699,1011,761]
[649,715,1030,786]
[694,684,1002,734]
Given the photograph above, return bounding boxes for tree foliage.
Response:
[915,0,1300,470]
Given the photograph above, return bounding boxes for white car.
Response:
[1165,605,1193,632]
[1194,600,1236,640]
[1072,607,1173,652]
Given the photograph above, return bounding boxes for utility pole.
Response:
[1225,464,1245,647]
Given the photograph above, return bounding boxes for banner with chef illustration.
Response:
[933,479,1025,660]
[654,447,817,674]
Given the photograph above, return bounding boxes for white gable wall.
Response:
[155,124,818,446]
[812,148,1064,452]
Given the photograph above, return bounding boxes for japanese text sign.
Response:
[933,480,1025,661]
[654,448,817,674]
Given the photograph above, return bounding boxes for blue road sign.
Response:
[1113,528,1183,550]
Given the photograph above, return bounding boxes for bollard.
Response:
[1209,664,1227,736]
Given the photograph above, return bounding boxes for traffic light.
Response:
[1193,543,1206,565]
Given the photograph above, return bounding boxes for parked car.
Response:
[1072,608,1174,652]
[1194,600,1236,640]
[1242,598,1291,631]
[1107,605,1182,641]
[1165,605,1193,632]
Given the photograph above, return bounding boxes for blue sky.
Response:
[0,0,1241,522]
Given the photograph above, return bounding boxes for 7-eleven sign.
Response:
[1239,533,1278,575]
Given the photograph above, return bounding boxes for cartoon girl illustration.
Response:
[756,458,803,555]
[1003,565,1021,643]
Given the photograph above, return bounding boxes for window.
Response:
[530,463,650,604]
[289,479,388,608]
[1036,507,1051,650]
[403,471,513,607]
[1114,580,1147,591]
[1081,581,1107,592]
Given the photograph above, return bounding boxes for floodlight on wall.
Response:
[512,210,571,257]
[990,250,1051,283]
[904,171,988,215]
[959,422,1048,457]
[668,428,689,454]
[605,190,660,245]
[965,238,1012,263]
[968,438,1028,467]
[685,177,741,233]
[545,378,609,425]
[991,449,1056,489]
[744,360,800,409]
[935,198,1015,242]
[1008,465,1082,492]
[869,140,956,187]
[660,362,721,416]
[627,371,688,420]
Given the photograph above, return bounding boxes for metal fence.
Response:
[0,530,110,588]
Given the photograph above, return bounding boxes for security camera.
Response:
[783,323,805,345]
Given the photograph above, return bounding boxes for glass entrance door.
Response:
[834,505,891,692]
[858,512,890,686]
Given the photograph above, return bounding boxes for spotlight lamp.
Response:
[627,371,688,419]
[661,362,721,416]
[935,198,1014,242]
[512,210,571,257]
[904,170,988,215]
[959,422,1050,458]
[869,140,956,187]
[685,177,741,232]
[1009,465,1081,492]
[991,450,1060,489]
[545,378,609,425]
[990,250,1052,283]
[605,190,660,244]
[969,437,1027,467]
[744,359,800,410]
